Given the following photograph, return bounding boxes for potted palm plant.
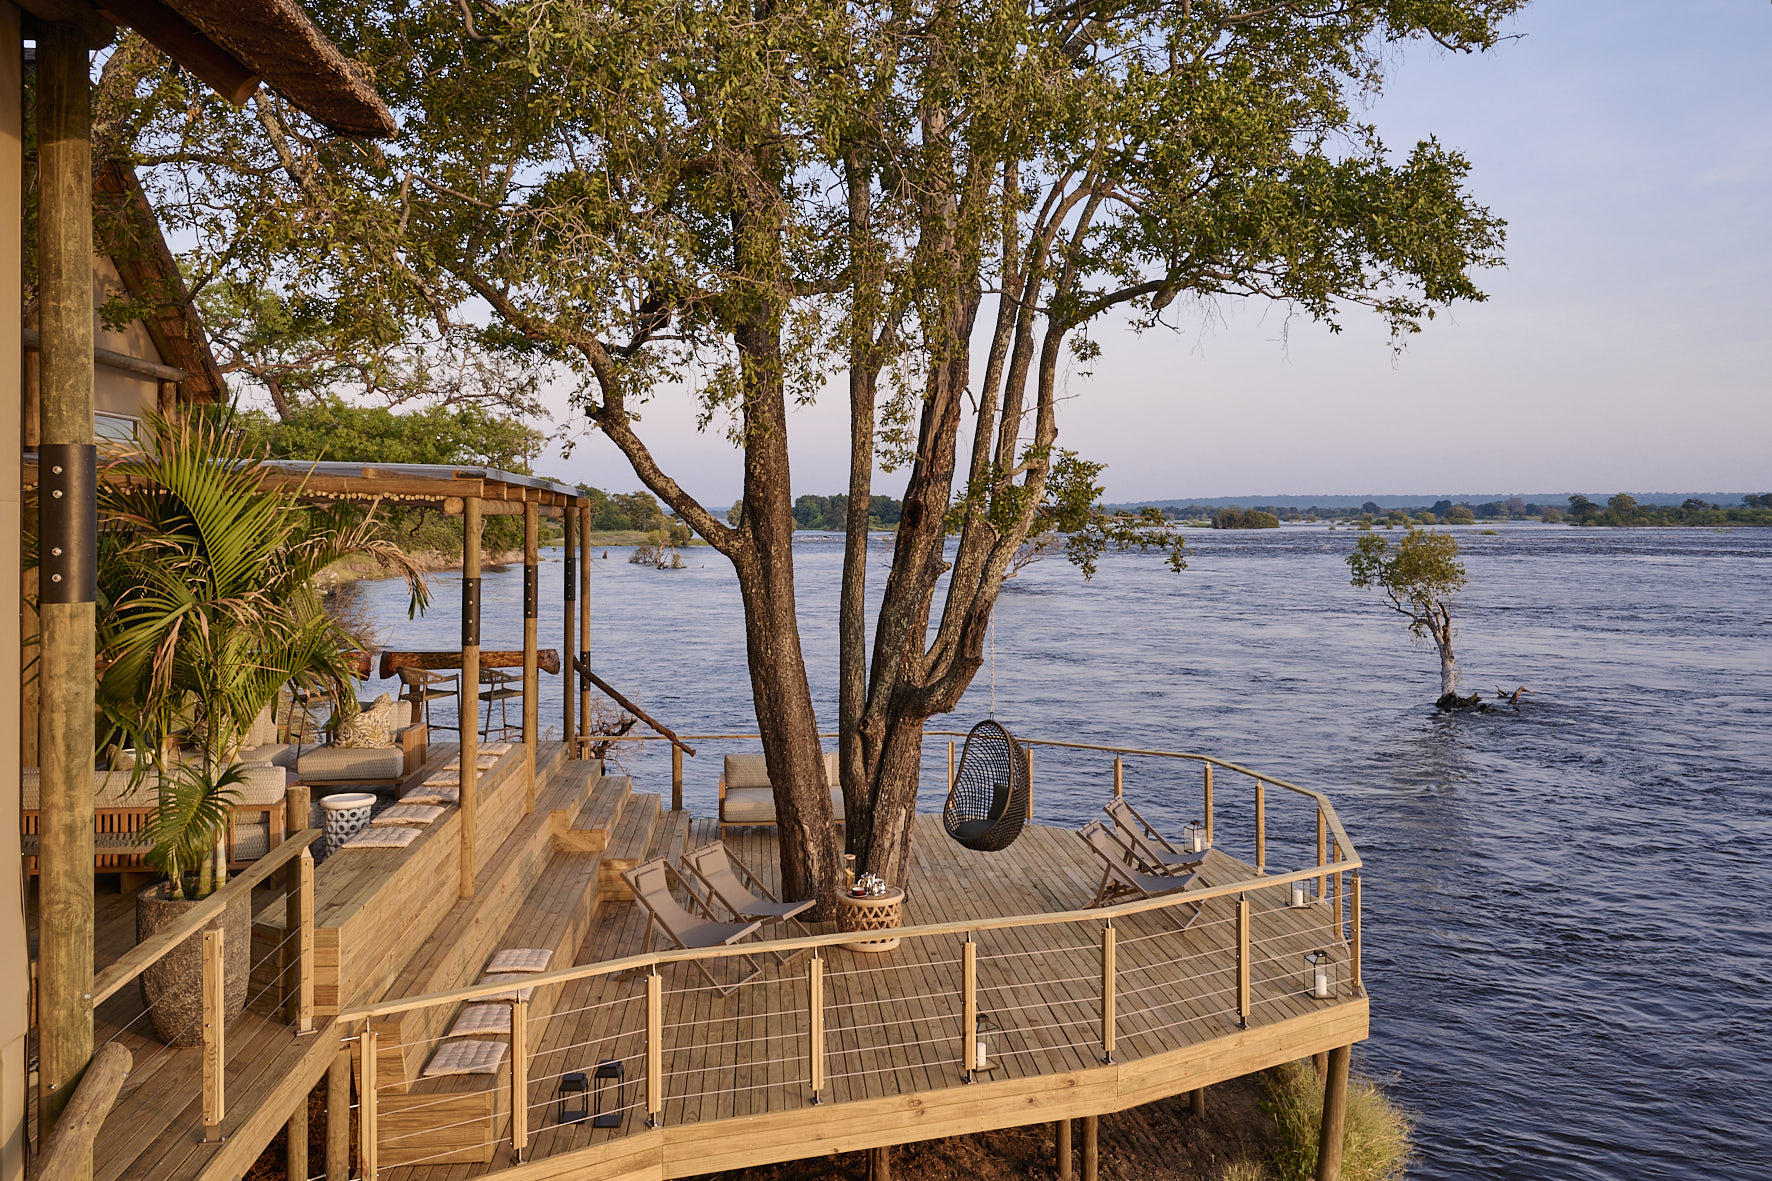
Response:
[97,411,426,1043]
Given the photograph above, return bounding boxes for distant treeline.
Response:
[1212,508,1280,529]
[1566,494,1772,527]
[579,486,672,533]
[726,494,906,531]
[1132,494,1772,528]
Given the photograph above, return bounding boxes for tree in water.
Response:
[1348,528,1467,701]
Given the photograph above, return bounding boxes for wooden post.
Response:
[293,849,314,1032]
[1254,777,1266,873]
[962,937,977,1078]
[1333,841,1344,940]
[869,1146,891,1181]
[460,495,482,899]
[1316,1045,1351,1181]
[1202,763,1214,846]
[1025,747,1034,819]
[1081,1114,1098,1181]
[1191,1087,1206,1118]
[1112,755,1123,799]
[562,504,576,754]
[1099,923,1116,1064]
[283,786,309,1022]
[645,971,662,1126]
[510,998,528,1159]
[578,502,591,754]
[1317,808,1328,900]
[359,1028,378,1181]
[202,927,225,1140]
[325,1049,350,1181]
[947,740,955,789]
[286,1096,308,1181]
[671,745,684,812]
[33,22,96,1153]
[1236,893,1250,1029]
[1351,873,1363,994]
[522,501,539,812]
[808,954,825,1100]
[28,1043,130,1181]
[1056,1118,1073,1180]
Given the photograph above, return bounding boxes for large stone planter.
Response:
[136,882,250,1046]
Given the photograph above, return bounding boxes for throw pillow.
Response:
[334,693,396,749]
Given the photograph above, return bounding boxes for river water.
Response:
[350,523,1772,1180]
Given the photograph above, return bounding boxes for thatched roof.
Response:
[92,158,226,402]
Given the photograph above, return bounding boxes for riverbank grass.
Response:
[1260,1060,1414,1181]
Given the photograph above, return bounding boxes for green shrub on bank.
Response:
[1260,1060,1414,1181]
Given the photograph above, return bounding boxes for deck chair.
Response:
[681,842,815,965]
[1104,798,1204,875]
[622,858,764,996]
[1078,821,1202,921]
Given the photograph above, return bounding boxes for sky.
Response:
[531,2,1772,504]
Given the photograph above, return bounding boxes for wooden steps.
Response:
[597,791,660,905]
[570,773,631,848]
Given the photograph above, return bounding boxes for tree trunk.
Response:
[854,709,928,885]
[1436,630,1457,697]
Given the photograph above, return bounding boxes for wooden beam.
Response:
[29,1042,129,1181]
[1316,1045,1351,1181]
[21,328,186,381]
[573,659,696,758]
[522,501,539,813]
[33,24,95,1156]
[378,648,560,678]
[325,1050,349,1181]
[460,495,482,899]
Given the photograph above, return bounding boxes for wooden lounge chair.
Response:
[681,842,814,964]
[1078,821,1202,916]
[1104,797,1204,875]
[622,859,764,996]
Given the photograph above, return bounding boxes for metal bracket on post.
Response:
[564,544,577,600]
[522,563,537,620]
[38,442,96,604]
[461,578,481,646]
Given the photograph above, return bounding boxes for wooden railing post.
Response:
[1112,755,1123,799]
[1202,763,1214,846]
[1236,893,1250,1029]
[947,740,955,789]
[360,1027,379,1181]
[1254,777,1266,874]
[202,926,225,1140]
[808,954,825,1101]
[562,503,576,755]
[1333,840,1344,940]
[1100,923,1116,1064]
[1025,748,1034,819]
[646,970,663,1126]
[510,997,529,1159]
[671,745,684,812]
[293,848,314,1033]
[1351,872,1363,995]
[962,937,978,1079]
[283,785,309,1023]
[1316,806,1328,901]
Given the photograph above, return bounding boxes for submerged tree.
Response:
[113,0,1518,901]
[1347,528,1467,700]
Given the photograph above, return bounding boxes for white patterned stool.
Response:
[320,792,377,855]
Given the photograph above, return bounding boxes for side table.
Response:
[836,886,905,953]
[320,792,377,855]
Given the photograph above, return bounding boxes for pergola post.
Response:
[521,501,539,812]
[561,506,576,756]
[577,501,590,756]
[460,496,482,898]
[33,23,97,1157]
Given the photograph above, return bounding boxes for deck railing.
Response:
[336,736,1364,1177]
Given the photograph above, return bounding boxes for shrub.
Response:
[1259,1060,1414,1181]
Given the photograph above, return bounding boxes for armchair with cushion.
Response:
[718,752,846,838]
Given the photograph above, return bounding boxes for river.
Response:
[347,522,1772,1180]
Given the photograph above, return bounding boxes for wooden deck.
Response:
[383,814,1367,1180]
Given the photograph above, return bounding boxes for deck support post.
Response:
[510,998,529,1160]
[870,1145,892,1181]
[562,506,576,754]
[645,970,663,1126]
[1202,764,1214,846]
[1056,1118,1073,1180]
[359,1028,378,1181]
[961,936,978,1081]
[286,1095,308,1181]
[808,954,825,1100]
[578,501,591,754]
[522,500,539,812]
[1316,1044,1351,1181]
[671,745,684,812]
[1081,1114,1098,1181]
[202,928,225,1141]
[1099,923,1116,1063]
[460,495,482,899]
[326,1049,350,1180]
[1236,893,1251,1028]
[1254,777,1266,873]
[1191,1087,1206,1118]
[33,22,96,1157]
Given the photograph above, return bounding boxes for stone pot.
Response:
[136,881,250,1046]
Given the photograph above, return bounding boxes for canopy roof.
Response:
[254,460,587,509]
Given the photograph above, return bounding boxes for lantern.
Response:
[1181,820,1207,854]
[592,1059,627,1129]
[1289,879,1312,909]
[557,1072,589,1126]
[1306,951,1333,1000]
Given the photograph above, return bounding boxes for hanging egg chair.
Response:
[942,720,1031,852]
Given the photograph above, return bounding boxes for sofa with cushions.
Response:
[718,752,846,837]
[295,692,427,790]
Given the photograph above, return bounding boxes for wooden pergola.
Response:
[254,461,598,902]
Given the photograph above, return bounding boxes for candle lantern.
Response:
[1182,820,1207,854]
[1289,879,1312,909]
[557,1071,589,1126]
[592,1059,627,1128]
[1306,951,1334,1000]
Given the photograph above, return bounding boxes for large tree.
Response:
[113,0,1517,904]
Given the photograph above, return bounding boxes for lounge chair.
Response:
[622,859,763,996]
[1078,820,1202,915]
[1103,797,1204,875]
[681,842,814,964]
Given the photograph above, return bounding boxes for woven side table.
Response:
[836,887,904,953]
